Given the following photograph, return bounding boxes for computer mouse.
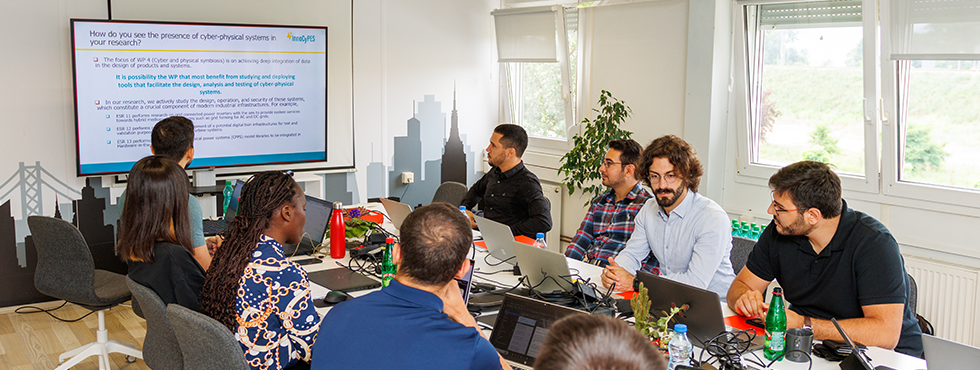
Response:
[323,291,349,305]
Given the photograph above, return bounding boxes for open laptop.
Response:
[922,333,980,369]
[831,317,896,370]
[456,258,476,305]
[635,271,729,346]
[379,198,413,229]
[512,241,575,294]
[306,267,381,293]
[283,195,333,257]
[202,179,245,236]
[488,294,586,370]
[474,215,518,264]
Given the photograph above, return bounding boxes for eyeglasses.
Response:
[648,172,679,185]
[600,160,624,168]
[770,192,800,213]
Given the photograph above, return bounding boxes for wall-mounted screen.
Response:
[71,19,332,176]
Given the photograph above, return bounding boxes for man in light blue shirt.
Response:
[601,135,735,299]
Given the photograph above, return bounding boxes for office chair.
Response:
[126,277,183,369]
[729,236,756,275]
[431,181,468,207]
[167,304,249,370]
[27,216,142,370]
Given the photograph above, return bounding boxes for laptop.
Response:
[456,258,476,305]
[512,241,574,294]
[832,317,894,370]
[488,294,586,370]
[306,267,381,293]
[379,198,413,229]
[634,271,729,346]
[202,179,245,236]
[474,215,518,264]
[283,195,333,257]
[922,333,980,369]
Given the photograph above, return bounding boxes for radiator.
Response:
[904,256,980,346]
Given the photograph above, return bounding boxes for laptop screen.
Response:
[635,271,726,345]
[303,195,333,244]
[489,294,585,367]
[223,180,245,220]
[455,258,475,305]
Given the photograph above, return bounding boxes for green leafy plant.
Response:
[631,282,689,348]
[559,90,634,205]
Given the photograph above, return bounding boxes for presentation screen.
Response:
[71,19,329,176]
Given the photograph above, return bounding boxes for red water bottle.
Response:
[330,202,346,259]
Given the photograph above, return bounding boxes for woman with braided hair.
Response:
[200,171,319,370]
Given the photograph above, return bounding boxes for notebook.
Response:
[283,195,333,257]
[488,294,586,369]
[512,241,574,293]
[202,179,245,236]
[306,267,381,293]
[634,271,729,345]
[474,215,518,265]
[379,198,413,229]
[922,333,980,370]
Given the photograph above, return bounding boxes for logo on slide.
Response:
[286,32,315,44]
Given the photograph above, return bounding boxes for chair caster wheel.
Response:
[126,355,137,363]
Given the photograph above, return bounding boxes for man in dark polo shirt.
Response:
[727,161,922,356]
[461,124,551,238]
[311,203,511,370]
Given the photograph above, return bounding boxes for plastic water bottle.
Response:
[668,323,693,370]
[459,206,468,219]
[731,219,740,237]
[222,182,233,215]
[531,232,547,250]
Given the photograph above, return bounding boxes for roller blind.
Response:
[492,6,558,63]
[759,0,862,29]
[889,0,980,60]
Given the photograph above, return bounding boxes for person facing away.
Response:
[460,124,552,238]
[200,171,320,370]
[117,156,205,311]
[565,139,653,267]
[118,116,217,270]
[727,160,923,357]
[312,202,512,370]
[535,314,666,370]
[602,135,735,299]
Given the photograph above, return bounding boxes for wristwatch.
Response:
[803,316,812,330]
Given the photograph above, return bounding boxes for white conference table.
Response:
[296,203,925,370]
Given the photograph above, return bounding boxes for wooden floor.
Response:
[0,300,150,370]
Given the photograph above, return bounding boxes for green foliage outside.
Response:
[759,65,980,189]
[516,30,577,139]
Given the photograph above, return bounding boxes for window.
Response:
[495,6,577,141]
[734,0,878,191]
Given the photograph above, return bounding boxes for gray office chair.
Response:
[167,304,249,370]
[126,277,182,369]
[27,216,142,370]
[431,181,468,207]
[729,236,756,275]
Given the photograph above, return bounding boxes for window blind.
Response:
[759,0,862,29]
[492,6,558,63]
[889,0,980,60]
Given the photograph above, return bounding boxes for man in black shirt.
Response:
[461,124,552,238]
[727,161,922,357]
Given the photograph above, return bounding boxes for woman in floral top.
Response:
[201,171,319,370]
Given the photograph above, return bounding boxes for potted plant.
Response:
[559,90,635,205]
[631,281,689,350]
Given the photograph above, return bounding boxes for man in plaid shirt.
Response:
[565,139,655,271]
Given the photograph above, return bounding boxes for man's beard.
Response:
[655,185,683,208]
[775,214,815,236]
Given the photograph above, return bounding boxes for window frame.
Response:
[497,4,577,152]
[879,0,980,206]
[731,0,880,194]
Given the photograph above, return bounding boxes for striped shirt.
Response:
[565,183,656,271]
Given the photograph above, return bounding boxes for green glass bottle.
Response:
[764,287,787,360]
[381,237,397,287]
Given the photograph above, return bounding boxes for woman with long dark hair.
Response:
[117,156,205,311]
[200,171,319,370]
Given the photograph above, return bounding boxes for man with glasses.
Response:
[601,135,735,299]
[565,139,652,267]
[727,161,922,356]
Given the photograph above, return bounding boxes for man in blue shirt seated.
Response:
[311,203,511,370]
[601,135,735,299]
